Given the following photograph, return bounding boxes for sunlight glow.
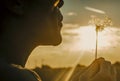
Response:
[54,0,60,7]
[75,26,112,51]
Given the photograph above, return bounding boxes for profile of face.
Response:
[0,0,64,66]
[1,0,64,49]
[22,0,64,46]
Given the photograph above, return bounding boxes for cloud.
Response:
[64,23,79,28]
[62,24,80,36]
[66,12,77,16]
[63,23,80,29]
[85,6,106,14]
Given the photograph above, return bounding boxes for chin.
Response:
[52,38,62,46]
[48,36,62,46]
[52,33,62,46]
[39,34,62,46]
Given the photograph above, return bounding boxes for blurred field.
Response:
[33,62,120,81]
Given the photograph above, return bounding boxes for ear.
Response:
[7,0,24,15]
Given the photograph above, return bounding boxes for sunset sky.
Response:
[26,0,120,68]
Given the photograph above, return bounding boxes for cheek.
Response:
[39,23,62,45]
[30,12,62,45]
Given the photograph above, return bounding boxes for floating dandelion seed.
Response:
[89,15,113,59]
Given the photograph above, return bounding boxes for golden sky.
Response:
[26,0,120,68]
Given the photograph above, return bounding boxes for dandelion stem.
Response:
[89,15,112,60]
[95,27,98,59]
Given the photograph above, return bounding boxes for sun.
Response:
[74,25,111,51]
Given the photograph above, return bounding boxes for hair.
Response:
[0,0,61,24]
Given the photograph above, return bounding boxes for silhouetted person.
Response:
[0,0,63,80]
[0,0,116,81]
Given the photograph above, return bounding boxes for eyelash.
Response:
[57,3,63,8]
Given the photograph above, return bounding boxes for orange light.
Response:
[54,0,60,7]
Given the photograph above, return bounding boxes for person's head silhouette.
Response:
[0,0,64,67]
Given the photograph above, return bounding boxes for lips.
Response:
[59,22,63,27]
[58,19,63,27]
[57,14,63,30]
[57,22,63,31]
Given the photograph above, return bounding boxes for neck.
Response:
[0,40,34,67]
[0,12,40,67]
